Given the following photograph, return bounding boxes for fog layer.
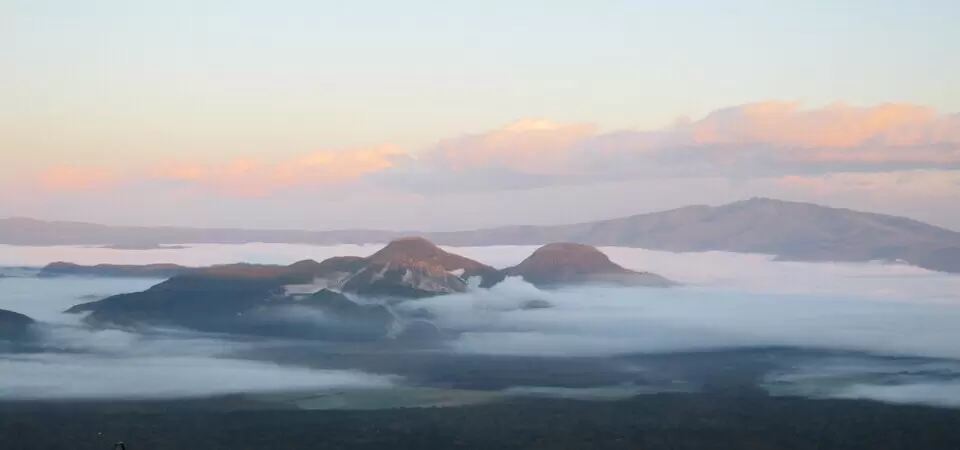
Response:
[0,275,396,400]
[3,243,960,406]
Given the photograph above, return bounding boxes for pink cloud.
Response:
[664,102,958,170]
[150,146,405,196]
[38,166,118,192]
[380,102,960,192]
[23,102,960,198]
[152,163,207,181]
[686,102,959,148]
[424,119,596,173]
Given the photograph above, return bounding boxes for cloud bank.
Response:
[6,101,960,231]
[0,243,380,270]
[381,102,960,192]
[0,353,394,400]
[0,275,396,400]
[3,243,960,407]
[149,145,406,196]
[402,278,960,359]
[415,245,960,361]
[26,102,960,195]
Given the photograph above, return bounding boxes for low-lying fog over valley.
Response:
[3,241,960,410]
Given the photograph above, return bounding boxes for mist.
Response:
[402,279,960,359]
[3,243,960,406]
[0,276,397,400]
[0,327,397,400]
[422,246,960,407]
[1,354,395,400]
[400,245,960,358]
[0,243,380,268]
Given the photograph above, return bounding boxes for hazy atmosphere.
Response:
[4,2,960,449]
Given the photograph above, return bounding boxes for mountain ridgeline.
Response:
[428,198,960,273]
[38,262,195,278]
[4,198,960,274]
[64,239,666,342]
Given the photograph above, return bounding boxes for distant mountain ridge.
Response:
[4,198,960,273]
[428,198,960,274]
[38,262,194,278]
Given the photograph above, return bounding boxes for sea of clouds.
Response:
[2,243,960,405]
[0,272,396,400]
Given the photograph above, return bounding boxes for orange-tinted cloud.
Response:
[38,166,118,192]
[424,119,596,173]
[25,102,960,197]
[673,103,960,170]
[686,102,960,148]
[386,103,960,192]
[151,145,405,196]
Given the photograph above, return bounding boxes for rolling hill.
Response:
[3,198,959,274]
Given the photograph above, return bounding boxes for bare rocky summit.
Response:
[339,237,501,298]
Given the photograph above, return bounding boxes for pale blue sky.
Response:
[3,0,958,164]
[3,1,960,229]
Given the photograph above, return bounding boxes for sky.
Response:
[2,0,959,230]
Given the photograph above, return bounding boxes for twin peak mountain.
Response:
[60,239,671,341]
[347,237,673,295]
[55,237,673,298]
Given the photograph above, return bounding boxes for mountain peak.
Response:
[512,243,626,274]
[526,243,617,265]
[287,259,322,271]
[504,243,673,288]
[341,237,497,298]
[367,236,480,269]
[389,236,438,245]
